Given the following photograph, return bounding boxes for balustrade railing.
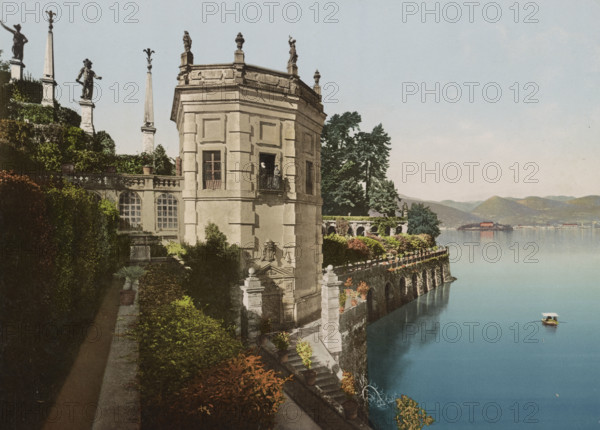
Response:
[332,247,448,275]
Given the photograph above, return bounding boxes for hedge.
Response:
[0,172,122,429]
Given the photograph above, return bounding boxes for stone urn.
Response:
[278,350,289,364]
[303,369,317,386]
[342,399,358,420]
[120,289,136,306]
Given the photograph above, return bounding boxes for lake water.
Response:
[367,229,600,429]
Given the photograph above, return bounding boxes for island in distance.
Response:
[457,221,513,231]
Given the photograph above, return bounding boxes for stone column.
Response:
[141,50,156,153]
[41,20,56,107]
[321,265,342,356]
[442,260,452,283]
[10,60,24,82]
[79,99,95,134]
[241,268,265,342]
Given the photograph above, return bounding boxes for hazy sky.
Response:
[1,0,599,201]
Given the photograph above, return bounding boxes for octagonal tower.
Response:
[170,33,326,325]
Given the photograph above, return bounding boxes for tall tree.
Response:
[355,124,391,205]
[321,112,367,215]
[369,178,400,217]
[407,203,441,238]
[153,144,175,175]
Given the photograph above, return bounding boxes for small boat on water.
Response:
[542,313,559,326]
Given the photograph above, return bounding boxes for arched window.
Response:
[119,191,142,230]
[157,193,178,230]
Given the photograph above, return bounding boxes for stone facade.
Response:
[70,172,183,241]
[171,47,326,326]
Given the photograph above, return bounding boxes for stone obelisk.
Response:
[141,48,156,154]
[41,11,57,107]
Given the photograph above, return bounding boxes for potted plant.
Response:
[339,289,347,313]
[296,341,317,386]
[273,332,290,363]
[357,281,370,300]
[258,317,272,346]
[114,265,146,305]
[341,371,358,420]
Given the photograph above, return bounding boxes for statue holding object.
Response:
[0,21,28,61]
[76,59,102,100]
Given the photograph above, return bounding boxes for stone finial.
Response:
[143,48,154,72]
[313,69,321,95]
[248,267,256,276]
[234,32,245,64]
[287,36,298,75]
[236,32,245,51]
[46,10,56,31]
[183,31,192,53]
[326,264,333,273]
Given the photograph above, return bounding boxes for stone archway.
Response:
[357,226,365,236]
[347,227,354,236]
[327,225,336,235]
[422,270,428,293]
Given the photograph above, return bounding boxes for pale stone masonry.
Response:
[170,35,326,325]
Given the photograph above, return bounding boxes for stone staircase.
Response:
[287,330,348,407]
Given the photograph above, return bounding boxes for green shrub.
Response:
[9,102,55,124]
[296,341,313,369]
[322,233,348,267]
[136,295,242,409]
[56,106,81,127]
[182,223,241,323]
[166,241,186,257]
[356,236,386,259]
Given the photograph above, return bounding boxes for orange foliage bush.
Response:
[172,353,291,429]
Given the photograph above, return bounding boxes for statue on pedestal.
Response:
[76,59,102,100]
[0,21,28,61]
[183,31,192,53]
[288,36,297,68]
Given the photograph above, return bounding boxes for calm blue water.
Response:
[368,230,600,429]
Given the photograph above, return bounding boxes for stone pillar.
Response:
[321,265,342,356]
[241,268,264,342]
[10,60,24,82]
[442,260,452,283]
[141,51,155,153]
[79,99,95,134]
[41,21,56,107]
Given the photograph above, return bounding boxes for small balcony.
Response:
[258,173,284,193]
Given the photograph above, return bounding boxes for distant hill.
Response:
[566,196,600,208]
[439,200,482,212]
[399,196,484,228]
[516,196,570,211]
[398,194,600,228]
[542,196,576,202]
[470,196,539,225]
